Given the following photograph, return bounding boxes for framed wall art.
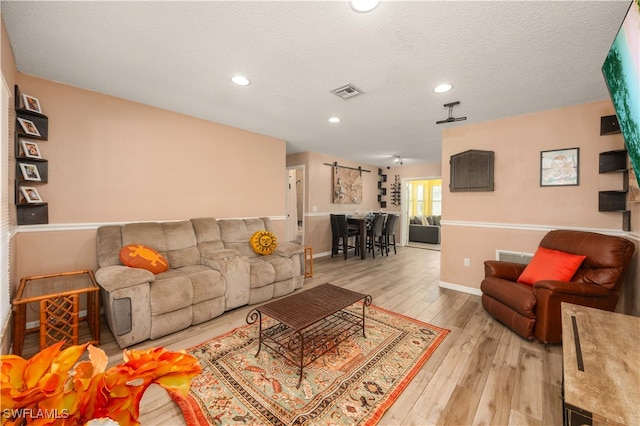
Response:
[17,117,41,137]
[540,147,579,187]
[19,163,41,181]
[20,140,42,159]
[22,93,42,114]
[20,186,43,203]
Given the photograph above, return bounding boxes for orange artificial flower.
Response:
[1,344,201,426]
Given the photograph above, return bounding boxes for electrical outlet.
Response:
[464,258,470,267]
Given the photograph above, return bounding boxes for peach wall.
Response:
[16,74,286,223]
[440,101,640,315]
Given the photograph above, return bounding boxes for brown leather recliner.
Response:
[481,230,635,344]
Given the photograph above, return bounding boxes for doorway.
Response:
[401,177,442,247]
[286,165,305,244]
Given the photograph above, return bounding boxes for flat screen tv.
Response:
[601,1,639,187]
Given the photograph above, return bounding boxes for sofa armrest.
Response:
[483,260,526,281]
[533,280,617,344]
[274,242,304,257]
[95,265,155,292]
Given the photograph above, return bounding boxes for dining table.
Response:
[347,215,374,259]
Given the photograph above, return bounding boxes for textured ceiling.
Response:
[1,1,631,167]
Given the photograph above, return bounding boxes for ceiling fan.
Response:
[436,101,467,124]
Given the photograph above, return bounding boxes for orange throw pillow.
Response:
[250,231,278,255]
[119,244,169,274]
[517,246,586,285]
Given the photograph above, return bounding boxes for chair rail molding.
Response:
[15,216,289,233]
[442,219,637,240]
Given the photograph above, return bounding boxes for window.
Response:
[431,184,442,216]
[416,185,425,217]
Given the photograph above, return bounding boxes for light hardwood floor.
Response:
[21,246,563,425]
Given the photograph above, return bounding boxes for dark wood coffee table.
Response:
[246,283,372,388]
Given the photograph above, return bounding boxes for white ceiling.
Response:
[1,1,631,167]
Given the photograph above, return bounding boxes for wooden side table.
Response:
[304,246,313,278]
[12,269,100,356]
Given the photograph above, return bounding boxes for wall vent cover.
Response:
[496,250,534,265]
[331,84,362,100]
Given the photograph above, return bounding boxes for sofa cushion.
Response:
[122,222,167,252]
[261,256,295,281]
[426,216,434,225]
[191,217,225,251]
[119,244,169,274]
[177,265,225,304]
[150,271,193,314]
[162,221,200,268]
[219,218,273,258]
[517,247,586,285]
[250,230,278,255]
[249,258,276,287]
[433,215,442,226]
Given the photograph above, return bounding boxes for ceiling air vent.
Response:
[331,84,362,100]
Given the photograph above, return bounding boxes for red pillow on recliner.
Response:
[517,246,586,285]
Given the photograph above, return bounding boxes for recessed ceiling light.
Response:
[350,0,380,13]
[434,83,453,93]
[328,117,341,123]
[232,75,250,86]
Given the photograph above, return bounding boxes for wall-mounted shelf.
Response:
[599,149,627,173]
[600,115,621,136]
[598,143,629,231]
[378,168,387,208]
[14,85,49,225]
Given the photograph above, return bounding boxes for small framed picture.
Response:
[19,163,41,181]
[20,186,43,203]
[540,148,579,187]
[17,117,41,137]
[22,93,42,114]
[20,140,42,159]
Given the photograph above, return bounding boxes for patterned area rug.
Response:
[173,304,449,426]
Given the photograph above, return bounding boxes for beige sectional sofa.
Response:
[95,217,305,348]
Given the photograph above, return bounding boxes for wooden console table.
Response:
[12,270,100,356]
[561,302,640,425]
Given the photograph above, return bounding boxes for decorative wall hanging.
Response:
[391,175,402,205]
[333,165,363,204]
[540,148,579,187]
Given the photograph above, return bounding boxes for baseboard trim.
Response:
[439,281,482,296]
